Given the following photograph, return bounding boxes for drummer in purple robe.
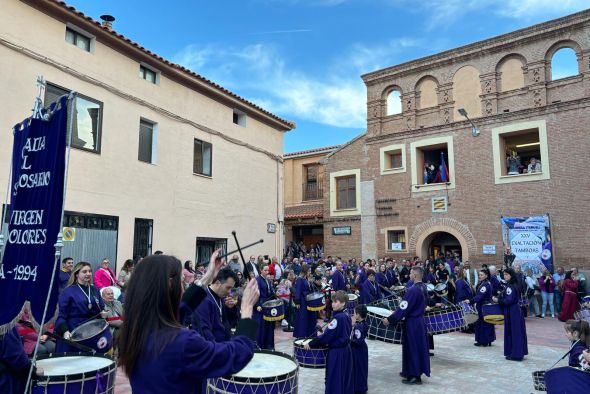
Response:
[492,267,528,361]
[55,262,107,352]
[331,260,348,292]
[253,265,276,349]
[0,327,44,393]
[293,264,317,338]
[351,304,369,394]
[304,290,353,394]
[195,267,239,342]
[385,259,400,287]
[360,270,381,304]
[118,252,261,394]
[464,269,495,347]
[382,266,430,385]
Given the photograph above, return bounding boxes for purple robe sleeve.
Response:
[388,287,419,323]
[196,299,217,342]
[472,282,490,305]
[498,284,518,306]
[181,328,256,378]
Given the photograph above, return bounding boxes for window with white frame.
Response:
[65,27,92,52]
[193,139,212,177]
[410,136,455,192]
[492,120,550,185]
[386,228,407,251]
[329,169,361,217]
[380,144,406,175]
[138,119,157,164]
[45,83,102,153]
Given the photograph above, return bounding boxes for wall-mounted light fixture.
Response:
[457,108,480,137]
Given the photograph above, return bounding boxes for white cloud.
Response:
[387,0,589,28]
[172,38,420,128]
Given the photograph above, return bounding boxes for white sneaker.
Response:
[551,314,555,318]
[541,314,545,318]
[281,319,288,327]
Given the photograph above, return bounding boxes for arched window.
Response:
[551,47,578,81]
[453,65,481,121]
[497,56,525,92]
[416,77,438,109]
[386,90,402,116]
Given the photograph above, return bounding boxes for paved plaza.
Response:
[114,315,570,393]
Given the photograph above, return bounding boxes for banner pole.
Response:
[24,92,76,394]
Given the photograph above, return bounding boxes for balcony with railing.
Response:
[302,181,323,201]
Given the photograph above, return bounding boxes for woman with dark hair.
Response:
[558,271,580,321]
[118,252,260,393]
[55,262,107,352]
[376,264,392,296]
[293,264,316,338]
[466,269,495,347]
[493,268,528,361]
[117,259,134,300]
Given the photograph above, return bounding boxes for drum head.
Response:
[36,355,113,376]
[71,319,108,341]
[426,283,435,292]
[263,299,282,308]
[233,350,297,381]
[348,293,358,301]
[305,292,323,301]
[367,306,392,318]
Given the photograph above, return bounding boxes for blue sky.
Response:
[64,0,587,153]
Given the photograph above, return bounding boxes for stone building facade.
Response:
[323,10,590,268]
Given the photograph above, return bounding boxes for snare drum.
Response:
[531,370,546,391]
[433,283,448,296]
[305,292,326,312]
[424,305,466,335]
[458,301,478,325]
[574,309,590,324]
[366,306,402,344]
[482,303,504,325]
[369,294,401,311]
[293,338,328,368]
[262,299,285,322]
[391,286,406,298]
[32,353,116,394]
[70,320,112,354]
[346,293,359,316]
[208,350,299,394]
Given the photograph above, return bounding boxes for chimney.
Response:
[100,15,115,29]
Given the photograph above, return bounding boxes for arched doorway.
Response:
[423,231,462,261]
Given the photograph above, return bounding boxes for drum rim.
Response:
[262,299,283,308]
[305,292,324,301]
[293,339,328,349]
[34,352,116,383]
[217,349,298,383]
[293,342,328,368]
[70,319,109,341]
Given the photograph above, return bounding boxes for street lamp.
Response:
[457,108,480,137]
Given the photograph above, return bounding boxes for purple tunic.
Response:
[387,283,430,378]
[489,276,501,295]
[130,321,257,394]
[58,269,71,293]
[55,284,105,352]
[293,277,317,338]
[472,280,496,345]
[253,276,275,349]
[196,288,231,342]
[568,342,588,367]
[0,327,31,394]
[360,279,381,304]
[331,269,347,291]
[350,320,368,392]
[309,310,353,394]
[498,283,528,359]
[357,269,367,287]
[454,278,473,303]
[386,269,399,287]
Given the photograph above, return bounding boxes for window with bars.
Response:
[45,83,102,153]
[138,120,155,163]
[193,139,212,177]
[65,27,91,52]
[336,175,356,210]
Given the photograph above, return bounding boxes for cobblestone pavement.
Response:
[115,315,569,393]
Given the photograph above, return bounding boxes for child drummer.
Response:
[351,304,369,394]
[304,290,353,394]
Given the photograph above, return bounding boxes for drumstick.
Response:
[301,321,330,342]
[42,331,96,354]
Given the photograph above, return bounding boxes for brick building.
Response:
[283,146,339,252]
[322,10,590,269]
